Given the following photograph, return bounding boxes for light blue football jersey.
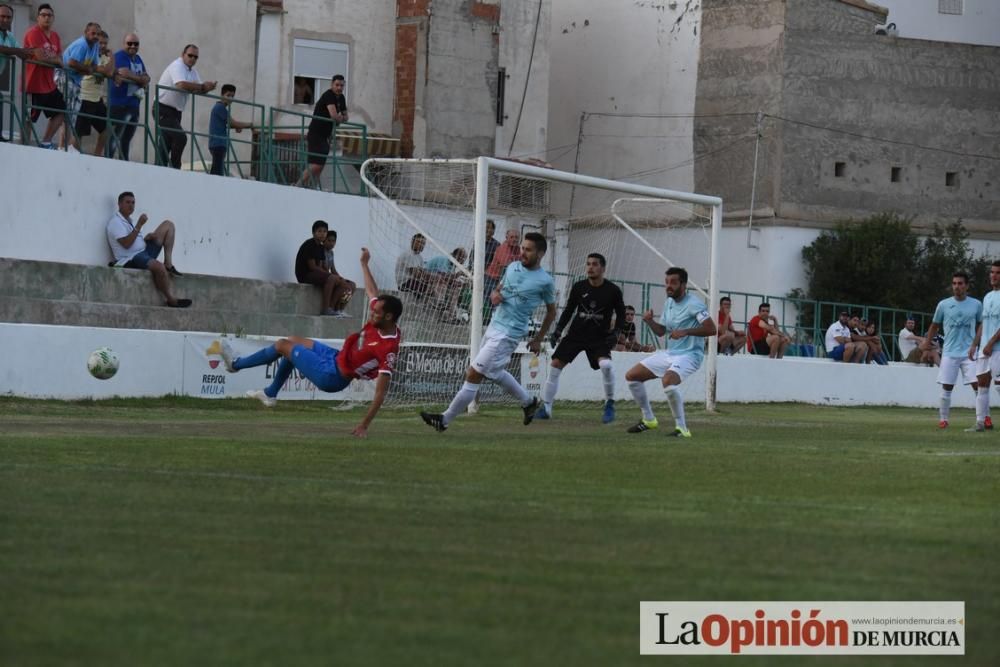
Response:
[981,291,1000,352]
[489,261,556,339]
[932,296,982,358]
[660,292,711,359]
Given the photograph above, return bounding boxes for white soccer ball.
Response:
[87,347,119,380]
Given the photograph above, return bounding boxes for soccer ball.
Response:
[87,347,119,380]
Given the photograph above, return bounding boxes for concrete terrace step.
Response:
[0,257,366,317]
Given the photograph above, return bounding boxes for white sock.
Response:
[598,358,614,400]
[993,382,1000,407]
[976,386,990,423]
[628,380,655,421]
[940,389,953,422]
[665,385,686,429]
[543,365,562,412]
[443,381,480,424]
[496,370,531,406]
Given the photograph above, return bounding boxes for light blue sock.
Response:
[265,358,294,398]
[234,344,280,370]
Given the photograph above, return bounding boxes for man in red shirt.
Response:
[220,248,403,437]
[746,302,791,358]
[21,4,65,148]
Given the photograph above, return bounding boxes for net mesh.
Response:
[363,159,716,406]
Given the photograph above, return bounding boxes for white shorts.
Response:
[975,351,1000,378]
[938,356,977,386]
[471,327,519,380]
[639,351,701,381]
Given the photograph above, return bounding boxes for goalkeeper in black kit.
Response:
[536,253,626,423]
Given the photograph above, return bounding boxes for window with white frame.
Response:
[938,0,963,15]
[292,38,349,105]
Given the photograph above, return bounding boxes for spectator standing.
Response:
[208,83,252,175]
[106,191,190,308]
[61,21,101,151]
[825,310,865,362]
[717,296,746,355]
[294,220,353,317]
[75,29,113,156]
[109,32,148,160]
[898,315,939,365]
[21,4,65,149]
[746,303,790,358]
[157,44,216,169]
[296,74,347,189]
[395,233,429,293]
[0,3,31,142]
[468,218,500,273]
[485,229,521,297]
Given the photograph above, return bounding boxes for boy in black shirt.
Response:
[295,220,353,316]
[296,74,348,189]
[538,253,626,423]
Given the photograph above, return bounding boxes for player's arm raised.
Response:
[529,302,558,355]
[360,247,379,299]
[352,372,390,438]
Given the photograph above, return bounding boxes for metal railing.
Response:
[264,106,368,194]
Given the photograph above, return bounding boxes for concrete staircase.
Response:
[0,257,364,338]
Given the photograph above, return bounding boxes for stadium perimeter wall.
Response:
[2,322,969,409]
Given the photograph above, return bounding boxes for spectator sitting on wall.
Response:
[208,83,253,176]
[425,247,469,321]
[75,29,114,157]
[395,233,431,295]
[857,317,889,365]
[614,305,655,353]
[717,296,746,355]
[106,191,190,308]
[62,21,104,152]
[746,302,790,358]
[109,32,149,161]
[323,229,355,312]
[0,3,33,142]
[295,220,354,318]
[22,4,66,149]
[295,74,347,189]
[825,310,865,362]
[157,44,216,169]
[898,315,939,366]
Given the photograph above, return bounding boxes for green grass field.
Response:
[1,397,998,666]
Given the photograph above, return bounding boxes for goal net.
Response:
[360,157,722,409]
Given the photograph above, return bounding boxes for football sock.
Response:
[628,380,655,421]
[265,358,294,398]
[234,344,280,370]
[542,366,561,412]
[496,370,531,406]
[598,358,614,400]
[443,381,480,425]
[940,389,952,422]
[976,386,990,423]
[994,382,1000,404]
[665,385,686,429]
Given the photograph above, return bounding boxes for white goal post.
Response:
[360,156,723,410]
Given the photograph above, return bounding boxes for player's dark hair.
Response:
[524,232,547,254]
[759,302,770,312]
[378,294,403,322]
[221,83,236,96]
[720,296,731,305]
[953,270,970,284]
[587,253,606,267]
[118,191,134,204]
[312,220,328,233]
[666,266,688,284]
[332,74,345,83]
[37,4,53,17]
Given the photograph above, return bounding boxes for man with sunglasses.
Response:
[109,32,149,160]
[156,43,216,168]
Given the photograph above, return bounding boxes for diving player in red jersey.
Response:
[220,248,402,437]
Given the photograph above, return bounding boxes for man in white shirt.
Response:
[898,315,938,365]
[825,311,865,362]
[156,44,216,168]
[106,191,191,308]
[394,233,430,293]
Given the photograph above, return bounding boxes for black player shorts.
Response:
[553,335,612,370]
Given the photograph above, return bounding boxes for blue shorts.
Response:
[827,344,846,361]
[124,240,163,269]
[292,341,353,393]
